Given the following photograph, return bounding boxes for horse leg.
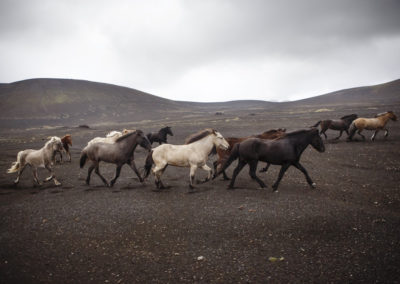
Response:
[129,160,143,182]
[94,164,109,187]
[110,165,122,187]
[14,163,27,185]
[153,164,167,190]
[67,150,71,162]
[86,164,95,185]
[200,164,213,183]
[293,162,315,188]
[272,163,290,192]
[189,165,198,190]
[44,165,61,186]
[357,129,366,140]
[321,129,328,140]
[259,163,271,173]
[32,166,42,186]
[228,160,247,189]
[248,161,266,188]
[371,130,379,141]
[334,130,343,140]
[384,128,389,138]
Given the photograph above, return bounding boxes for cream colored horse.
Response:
[7,136,64,186]
[144,129,229,190]
[347,111,397,141]
[87,129,134,145]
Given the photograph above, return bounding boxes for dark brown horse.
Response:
[55,134,72,163]
[213,128,286,180]
[214,128,325,191]
[313,114,358,140]
[146,126,173,145]
[80,130,152,187]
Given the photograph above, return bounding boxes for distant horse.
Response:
[215,128,325,191]
[55,134,72,163]
[80,130,152,187]
[313,114,358,139]
[144,128,229,190]
[7,137,64,186]
[213,128,287,180]
[87,129,133,145]
[347,111,397,141]
[146,126,173,145]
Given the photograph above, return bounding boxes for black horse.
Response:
[313,114,358,140]
[215,128,325,191]
[146,126,173,145]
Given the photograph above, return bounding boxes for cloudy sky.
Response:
[1,0,399,102]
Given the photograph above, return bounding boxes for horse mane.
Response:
[276,128,316,139]
[185,128,216,144]
[115,130,142,142]
[45,136,61,147]
[159,126,171,133]
[106,131,122,138]
[340,114,357,120]
[61,134,72,146]
[375,111,393,117]
[260,128,286,135]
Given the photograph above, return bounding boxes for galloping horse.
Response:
[80,130,151,187]
[55,134,72,163]
[313,114,358,139]
[144,128,229,190]
[7,137,64,186]
[146,126,173,145]
[215,128,325,191]
[347,111,397,141]
[212,128,286,180]
[87,129,134,145]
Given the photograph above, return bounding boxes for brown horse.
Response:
[347,111,397,141]
[213,128,286,180]
[55,134,72,163]
[313,114,358,140]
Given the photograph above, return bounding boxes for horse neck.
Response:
[377,114,391,126]
[118,134,139,153]
[193,135,215,155]
[159,129,168,139]
[288,132,313,156]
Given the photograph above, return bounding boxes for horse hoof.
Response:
[311,183,316,188]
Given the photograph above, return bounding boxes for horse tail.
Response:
[216,143,240,177]
[7,151,23,173]
[313,120,321,128]
[80,150,88,168]
[347,121,357,140]
[143,150,154,179]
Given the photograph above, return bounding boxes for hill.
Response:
[0,78,398,128]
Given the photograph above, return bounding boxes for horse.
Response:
[7,136,64,186]
[87,129,133,146]
[214,128,325,191]
[55,134,72,163]
[347,111,397,141]
[80,130,152,187]
[212,128,287,180]
[146,126,173,145]
[143,128,229,190]
[313,114,358,139]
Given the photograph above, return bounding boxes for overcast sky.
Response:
[1,0,399,102]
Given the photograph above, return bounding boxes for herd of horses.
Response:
[7,111,397,191]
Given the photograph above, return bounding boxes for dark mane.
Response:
[260,128,286,135]
[159,126,171,133]
[277,128,316,139]
[185,128,215,144]
[115,130,141,142]
[340,114,357,120]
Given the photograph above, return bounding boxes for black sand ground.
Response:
[0,106,399,283]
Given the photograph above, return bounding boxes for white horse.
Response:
[143,128,229,190]
[7,136,64,186]
[87,129,134,145]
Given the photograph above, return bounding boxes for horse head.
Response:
[310,128,325,153]
[213,130,229,150]
[388,111,397,121]
[164,126,174,136]
[47,136,63,151]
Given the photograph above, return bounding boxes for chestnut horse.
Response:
[55,134,72,163]
[213,128,286,180]
[313,114,358,140]
[347,111,397,141]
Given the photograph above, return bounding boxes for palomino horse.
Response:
[212,128,286,180]
[146,126,174,145]
[55,134,72,163]
[313,114,358,140]
[215,128,325,191]
[87,129,134,146]
[144,128,229,190]
[7,137,64,186]
[80,130,151,187]
[347,111,397,141]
